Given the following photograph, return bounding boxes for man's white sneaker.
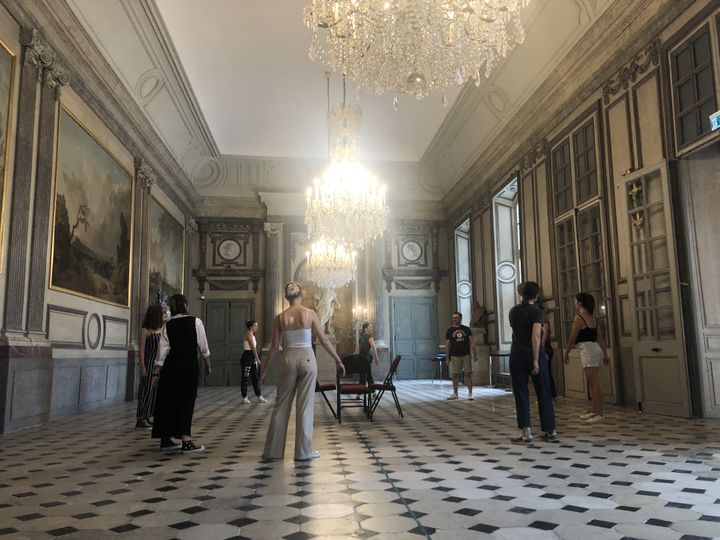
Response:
[586,414,604,424]
[257,395,267,403]
[579,411,596,419]
[242,397,251,404]
[447,393,458,400]
[468,394,474,400]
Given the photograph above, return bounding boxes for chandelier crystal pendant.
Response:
[304,0,532,99]
[306,237,358,289]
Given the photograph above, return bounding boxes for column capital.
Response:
[134,158,155,192]
[20,28,55,82]
[185,218,199,236]
[264,222,283,236]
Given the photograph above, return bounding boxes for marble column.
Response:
[263,223,283,348]
[2,28,45,335]
[26,54,69,336]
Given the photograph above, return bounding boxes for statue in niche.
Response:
[470,300,487,329]
[314,287,340,337]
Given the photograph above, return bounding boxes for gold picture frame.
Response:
[49,106,135,307]
[0,38,17,269]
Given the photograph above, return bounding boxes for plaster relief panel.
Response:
[46,305,86,349]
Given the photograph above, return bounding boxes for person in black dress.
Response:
[151,294,211,452]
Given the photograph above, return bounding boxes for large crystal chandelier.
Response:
[304,0,532,99]
[305,78,388,249]
[306,237,357,289]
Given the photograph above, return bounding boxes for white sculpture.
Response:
[315,287,340,335]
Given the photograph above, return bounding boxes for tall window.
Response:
[454,219,472,322]
[671,25,717,149]
[552,117,607,339]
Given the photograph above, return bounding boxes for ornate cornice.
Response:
[602,39,660,105]
[518,138,549,175]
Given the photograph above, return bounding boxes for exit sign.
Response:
[711,110,720,131]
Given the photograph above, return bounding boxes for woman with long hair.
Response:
[564,292,609,423]
[135,304,164,428]
[241,320,266,404]
[261,281,345,461]
[151,294,211,452]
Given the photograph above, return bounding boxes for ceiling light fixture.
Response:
[304,0,532,99]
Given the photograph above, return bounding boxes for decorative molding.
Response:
[45,304,87,350]
[381,268,447,293]
[518,138,550,175]
[602,39,660,105]
[101,315,129,351]
[134,157,155,191]
[206,279,250,291]
[86,313,101,350]
[264,222,283,236]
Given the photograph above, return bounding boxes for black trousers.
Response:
[509,349,556,433]
[241,351,261,398]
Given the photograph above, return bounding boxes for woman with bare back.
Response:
[261,281,345,461]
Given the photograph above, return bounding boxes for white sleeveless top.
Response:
[282,309,313,349]
[244,334,256,351]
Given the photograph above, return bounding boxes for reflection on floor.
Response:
[0,381,719,539]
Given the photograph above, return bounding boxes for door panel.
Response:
[204,302,228,386]
[626,165,690,416]
[392,297,438,380]
[494,199,519,351]
[204,299,254,386]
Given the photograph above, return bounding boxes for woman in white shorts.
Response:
[563,292,609,423]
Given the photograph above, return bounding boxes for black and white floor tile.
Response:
[0,381,719,539]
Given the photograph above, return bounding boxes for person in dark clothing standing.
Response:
[508,281,558,443]
[355,322,379,386]
[445,312,477,400]
[151,294,211,452]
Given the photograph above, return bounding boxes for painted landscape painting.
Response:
[51,109,133,306]
[148,197,184,306]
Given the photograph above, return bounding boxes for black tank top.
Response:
[576,314,597,343]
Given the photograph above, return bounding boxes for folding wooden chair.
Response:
[315,380,337,418]
[336,354,371,423]
[368,355,403,421]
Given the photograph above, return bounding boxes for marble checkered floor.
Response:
[1,381,719,539]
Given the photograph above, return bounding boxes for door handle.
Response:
[651,347,661,352]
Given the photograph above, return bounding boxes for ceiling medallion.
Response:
[304,0,532,99]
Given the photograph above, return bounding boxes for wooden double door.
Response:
[204,300,254,386]
[392,297,438,380]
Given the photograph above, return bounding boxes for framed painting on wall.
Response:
[148,197,184,306]
[50,107,134,306]
[0,39,16,265]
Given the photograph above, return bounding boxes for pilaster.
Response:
[263,222,283,348]
[26,49,68,336]
[2,28,44,334]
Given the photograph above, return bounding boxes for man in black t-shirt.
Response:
[444,312,476,400]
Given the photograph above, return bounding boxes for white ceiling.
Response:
[154,0,461,162]
[67,0,613,201]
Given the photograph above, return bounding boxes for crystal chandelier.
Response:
[305,78,388,249]
[304,0,532,99]
[306,237,358,289]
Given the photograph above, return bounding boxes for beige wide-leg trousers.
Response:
[263,347,318,460]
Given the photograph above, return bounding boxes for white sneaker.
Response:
[242,397,250,404]
[447,393,458,400]
[586,414,604,424]
[257,395,267,403]
[467,394,474,400]
[295,450,320,461]
[579,411,596,419]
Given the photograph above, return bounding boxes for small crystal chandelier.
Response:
[305,75,388,249]
[306,237,357,289]
[304,0,532,99]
